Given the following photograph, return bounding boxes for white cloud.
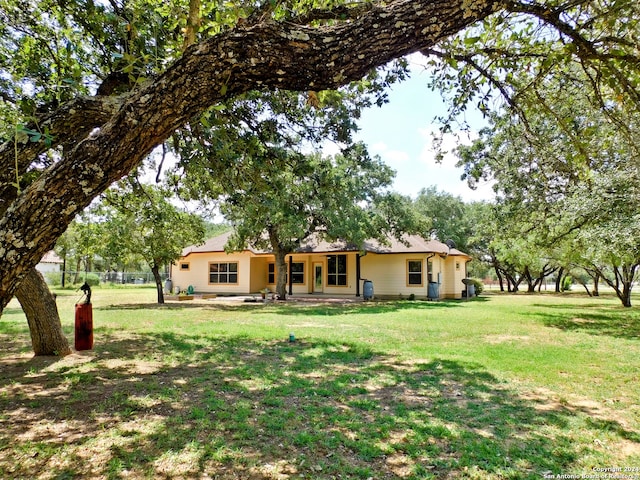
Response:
[408,126,493,201]
[320,141,343,157]
[417,126,477,168]
[369,142,410,164]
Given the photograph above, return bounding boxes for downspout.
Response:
[356,253,361,297]
[425,253,437,299]
[288,255,293,296]
[426,253,435,283]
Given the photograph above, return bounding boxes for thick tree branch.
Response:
[0,0,502,311]
[0,95,125,215]
[289,3,376,25]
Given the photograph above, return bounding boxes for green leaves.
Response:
[425,0,640,141]
[16,125,53,147]
[19,127,41,143]
[99,179,206,273]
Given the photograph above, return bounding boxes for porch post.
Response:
[288,255,293,296]
[356,253,361,297]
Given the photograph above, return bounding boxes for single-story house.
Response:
[36,250,63,275]
[170,231,472,300]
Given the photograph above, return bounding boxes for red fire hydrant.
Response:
[75,282,93,351]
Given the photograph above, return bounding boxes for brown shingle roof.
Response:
[40,250,63,264]
[298,235,470,257]
[182,232,470,258]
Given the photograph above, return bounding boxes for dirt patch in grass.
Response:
[1,332,638,479]
[483,334,532,344]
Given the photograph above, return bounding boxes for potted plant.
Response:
[260,287,270,299]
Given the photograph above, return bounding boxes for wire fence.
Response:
[43,270,170,286]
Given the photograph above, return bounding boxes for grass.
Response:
[0,287,639,479]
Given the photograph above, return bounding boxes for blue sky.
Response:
[151,57,495,205]
[349,59,495,203]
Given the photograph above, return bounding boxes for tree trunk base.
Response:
[16,269,72,356]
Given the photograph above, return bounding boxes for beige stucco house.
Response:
[170,231,472,299]
[36,250,63,275]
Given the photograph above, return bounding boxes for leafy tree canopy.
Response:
[1,0,640,312]
[168,85,425,298]
[99,176,206,302]
[455,60,640,304]
[413,186,472,251]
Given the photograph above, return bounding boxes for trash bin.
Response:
[428,282,439,300]
[164,278,173,294]
[467,284,476,297]
[462,278,475,299]
[363,280,374,300]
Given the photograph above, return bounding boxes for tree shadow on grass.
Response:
[530,303,640,340]
[0,332,634,479]
[96,298,484,317]
[0,311,30,335]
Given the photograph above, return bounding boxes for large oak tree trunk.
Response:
[15,269,72,356]
[621,284,632,308]
[598,264,638,308]
[273,248,289,300]
[0,0,500,314]
[614,265,636,308]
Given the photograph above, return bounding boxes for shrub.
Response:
[562,275,573,292]
[75,273,101,287]
[44,271,63,286]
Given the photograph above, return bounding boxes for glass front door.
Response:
[314,264,323,293]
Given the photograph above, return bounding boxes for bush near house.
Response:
[469,277,484,295]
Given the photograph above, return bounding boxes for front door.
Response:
[313,263,323,293]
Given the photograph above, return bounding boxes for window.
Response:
[268,262,305,284]
[209,262,238,284]
[456,262,460,271]
[407,260,423,286]
[180,262,190,271]
[290,262,305,284]
[327,255,347,286]
[268,263,275,284]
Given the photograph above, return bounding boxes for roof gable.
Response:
[40,250,63,264]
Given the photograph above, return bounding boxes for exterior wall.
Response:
[291,254,313,295]
[170,251,254,294]
[36,262,62,275]
[361,253,435,299]
[171,248,470,299]
[431,255,445,293]
[250,256,270,293]
[172,252,325,296]
[441,255,468,299]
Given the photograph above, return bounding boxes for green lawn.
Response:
[1,287,639,479]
